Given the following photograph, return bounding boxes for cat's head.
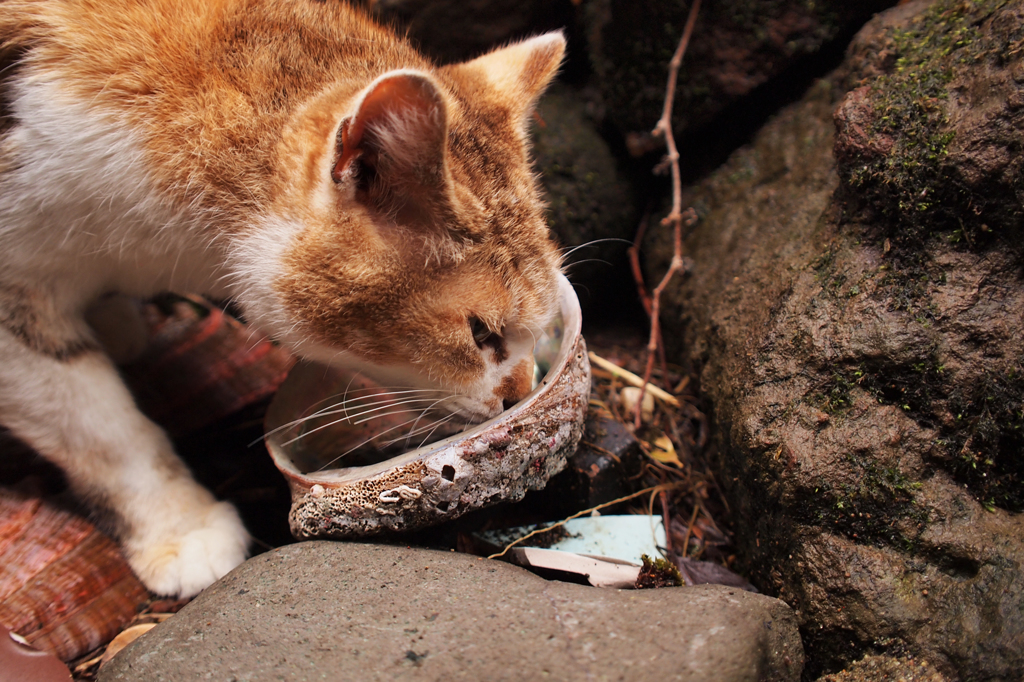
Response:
[242,33,566,422]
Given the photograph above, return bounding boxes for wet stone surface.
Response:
[99,542,804,682]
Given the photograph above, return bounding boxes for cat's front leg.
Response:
[0,325,249,598]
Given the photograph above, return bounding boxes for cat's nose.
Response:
[495,358,533,412]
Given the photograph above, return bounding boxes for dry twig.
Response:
[588,351,680,407]
[631,0,702,430]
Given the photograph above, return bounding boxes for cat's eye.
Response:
[469,317,493,348]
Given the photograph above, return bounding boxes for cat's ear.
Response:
[451,32,566,117]
[332,71,450,225]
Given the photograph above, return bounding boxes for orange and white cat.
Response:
[0,0,564,597]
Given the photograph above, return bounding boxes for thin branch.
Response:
[633,0,702,430]
[681,502,700,559]
[628,210,653,317]
[659,490,674,555]
[588,352,680,407]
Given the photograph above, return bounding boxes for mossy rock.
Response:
[644,3,1024,678]
[834,0,1024,246]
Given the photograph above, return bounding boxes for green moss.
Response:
[943,358,1024,511]
[809,372,858,414]
[859,352,943,415]
[812,242,849,300]
[810,349,1024,513]
[807,457,928,549]
[865,3,969,192]
[876,253,937,312]
[636,554,684,589]
[842,0,1020,243]
[818,349,1024,512]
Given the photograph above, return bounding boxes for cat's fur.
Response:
[0,0,564,597]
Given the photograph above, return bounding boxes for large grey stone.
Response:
[100,542,803,681]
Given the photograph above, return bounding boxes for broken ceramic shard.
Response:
[477,515,667,564]
[507,547,642,589]
[264,273,590,538]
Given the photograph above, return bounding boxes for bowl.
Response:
[264,273,590,538]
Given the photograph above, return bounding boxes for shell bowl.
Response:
[265,274,590,539]
[0,489,150,661]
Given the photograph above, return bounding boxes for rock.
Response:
[818,654,951,682]
[646,2,1024,678]
[531,84,637,305]
[367,0,576,65]
[99,542,804,682]
[834,0,1024,243]
[533,409,645,516]
[585,0,898,141]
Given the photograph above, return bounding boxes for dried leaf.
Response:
[620,386,654,423]
[648,434,681,467]
[98,623,157,668]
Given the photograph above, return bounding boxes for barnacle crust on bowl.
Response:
[264,273,590,538]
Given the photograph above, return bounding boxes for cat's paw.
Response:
[127,501,250,598]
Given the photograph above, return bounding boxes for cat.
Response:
[0,0,565,598]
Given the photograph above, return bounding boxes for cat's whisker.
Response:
[303,386,446,411]
[562,257,614,270]
[570,281,592,299]
[349,395,458,425]
[392,396,464,447]
[557,237,633,261]
[262,392,446,440]
[415,416,455,449]
[287,399,432,431]
[323,396,446,427]
[525,325,538,350]
[257,389,449,444]
[337,371,363,422]
[307,411,450,469]
[391,413,457,450]
[286,392,464,455]
[308,386,444,410]
[278,409,403,449]
[373,411,458,452]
